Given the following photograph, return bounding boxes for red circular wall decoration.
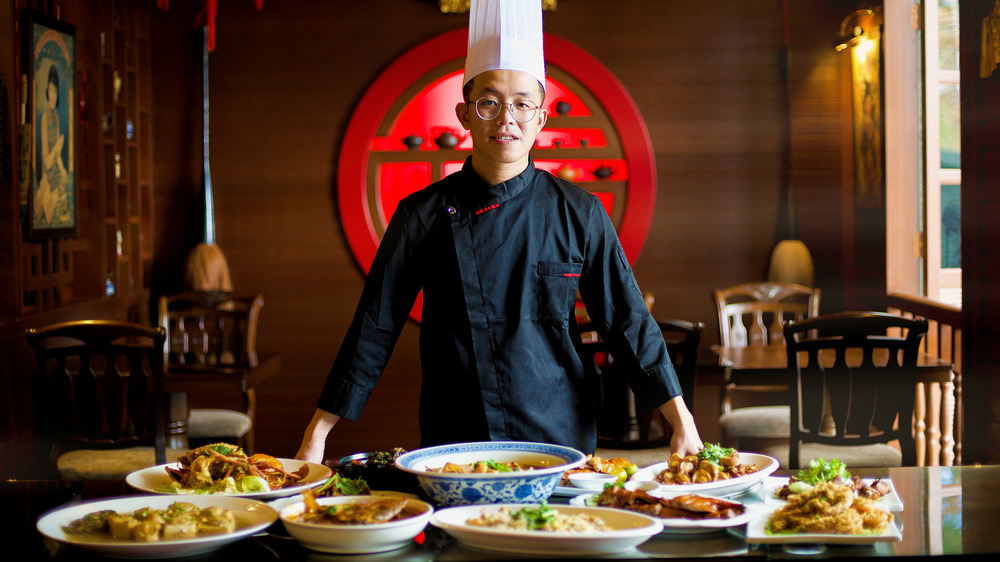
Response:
[338,29,656,322]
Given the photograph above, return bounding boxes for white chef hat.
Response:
[463,0,545,92]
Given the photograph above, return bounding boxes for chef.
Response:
[296,0,701,463]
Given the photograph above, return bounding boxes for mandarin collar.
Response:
[457,157,538,205]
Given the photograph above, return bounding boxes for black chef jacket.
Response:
[317,157,682,453]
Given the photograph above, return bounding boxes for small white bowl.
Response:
[279,495,432,554]
[624,480,661,493]
[568,472,619,491]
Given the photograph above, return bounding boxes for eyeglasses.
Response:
[471,97,542,123]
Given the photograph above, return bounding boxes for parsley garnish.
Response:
[697,442,736,465]
[512,502,556,529]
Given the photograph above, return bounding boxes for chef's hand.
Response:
[659,396,703,458]
[295,409,340,464]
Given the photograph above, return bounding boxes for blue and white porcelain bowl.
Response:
[395,441,587,506]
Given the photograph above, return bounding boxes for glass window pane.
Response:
[938,0,960,71]
[942,183,961,269]
[939,83,961,168]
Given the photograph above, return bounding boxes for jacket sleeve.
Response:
[316,200,423,420]
[576,198,682,411]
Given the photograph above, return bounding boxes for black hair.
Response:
[47,65,60,108]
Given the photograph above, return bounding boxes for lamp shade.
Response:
[768,239,815,287]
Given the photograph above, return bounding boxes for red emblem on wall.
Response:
[338,29,655,322]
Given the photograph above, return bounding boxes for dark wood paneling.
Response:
[960,0,1000,463]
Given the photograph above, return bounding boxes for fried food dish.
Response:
[776,474,892,501]
[162,443,309,494]
[656,446,759,485]
[767,481,893,535]
[292,493,419,525]
[596,486,746,520]
[561,455,638,485]
[64,502,236,542]
[773,458,891,501]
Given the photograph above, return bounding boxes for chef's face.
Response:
[457,70,547,174]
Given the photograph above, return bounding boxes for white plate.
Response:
[126,459,332,500]
[36,494,277,559]
[761,476,904,511]
[568,493,754,535]
[430,504,662,556]
[630,453,779,498]
[745,510,902,544]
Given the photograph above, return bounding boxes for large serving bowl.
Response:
[279,495,433,554]
[394,441,587,506]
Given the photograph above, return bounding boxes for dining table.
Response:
[705,344,957,467]
[6,463,995,560]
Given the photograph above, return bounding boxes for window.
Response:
[925,0,962,307]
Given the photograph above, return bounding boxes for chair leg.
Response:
[243,388,256,454]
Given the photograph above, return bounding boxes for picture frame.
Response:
[24,11,76,240]
[850,27,884,208]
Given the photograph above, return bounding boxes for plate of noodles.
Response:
[746,482,901,544]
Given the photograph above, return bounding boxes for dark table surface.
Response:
[6,464,994,560]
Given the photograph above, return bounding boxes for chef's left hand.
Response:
[659,396,703,457]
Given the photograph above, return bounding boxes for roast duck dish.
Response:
[596,486,746,520]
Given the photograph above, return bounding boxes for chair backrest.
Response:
[656,317,704,408]
[715,282,821,348]
[158,292,264,368]
[26,320,167,467]
[783,311,929,468]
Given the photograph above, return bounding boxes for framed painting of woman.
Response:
[24,11,76,240]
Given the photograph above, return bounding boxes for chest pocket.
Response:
[537,262,583,325]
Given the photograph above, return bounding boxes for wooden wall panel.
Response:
[960,0,1000,463]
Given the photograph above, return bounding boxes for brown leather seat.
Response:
[26,320,185,479]
[762,311,929,468]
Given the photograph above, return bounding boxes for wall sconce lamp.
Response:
[835,8,878,51]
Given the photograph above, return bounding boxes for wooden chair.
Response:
[158,292,263,451]
[589,317,703,454]
[762,311,929,468]
[714,282,821,450]
[26,320,185,479]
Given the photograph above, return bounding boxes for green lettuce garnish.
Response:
[512,501,557,529]
[797,458,851,485]
[483,459,514,472]
[697,442,736,465]
[316,474,370,496]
